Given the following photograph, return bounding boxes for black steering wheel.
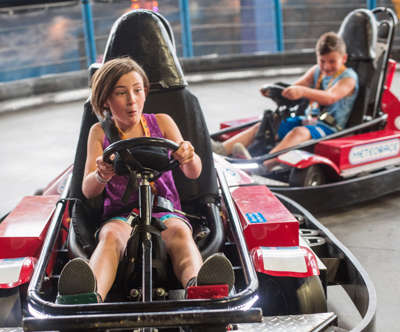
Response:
[103,137,180,179]
[260,83,309,115]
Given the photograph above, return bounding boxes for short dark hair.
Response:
[90,57,150,118]
[316,32,346,56]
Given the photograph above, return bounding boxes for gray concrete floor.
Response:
[1,72,399,331]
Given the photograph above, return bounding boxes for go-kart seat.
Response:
[339,8,392,128]
[68,10,224,262]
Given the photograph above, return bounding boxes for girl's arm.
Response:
[156,114,202,179]
[82,123,116,198]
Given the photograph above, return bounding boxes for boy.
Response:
[261,32,358,168]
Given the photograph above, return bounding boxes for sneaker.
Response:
[232,143,251,160]
[197,253,235,292]
[211,139,228,156]
[56,257,102,304]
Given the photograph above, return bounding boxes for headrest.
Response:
[103,9,187,91]
[338,9,377,61]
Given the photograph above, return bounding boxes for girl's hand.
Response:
[172,141,195,165]
[95,155,115,182]
[282,86,305,100]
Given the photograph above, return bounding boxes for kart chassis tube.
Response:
[24,173,261,330]
[275,192,377,332]
[270,165,400,213]
[222,114,388,164]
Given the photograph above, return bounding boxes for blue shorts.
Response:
[278,116,334,140]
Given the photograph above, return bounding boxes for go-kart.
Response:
[0,9,376,332]
[213,7,400,213]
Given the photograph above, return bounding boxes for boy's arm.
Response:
[292,76,356,106]
[156,113,202,179]
[260,66,315,97]
[281,66,316,100]
[283,63,356,106]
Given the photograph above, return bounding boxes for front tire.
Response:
[257,274,327,316]
[289,165,326,187]
[0,287,23,327]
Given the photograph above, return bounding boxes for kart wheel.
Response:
[257,274,327,316]
[289,165,325,187]
[0,287,22,327]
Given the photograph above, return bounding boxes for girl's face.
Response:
[105,70,147,129]
[317,51,347,77]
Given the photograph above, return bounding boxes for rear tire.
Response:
[289,165,325,187]
[257,274,327,316]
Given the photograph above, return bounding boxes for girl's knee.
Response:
[162,219,192,244]
[98,222,129,251]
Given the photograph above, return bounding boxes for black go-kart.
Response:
[213,7,400,213]
[0,9,376,332]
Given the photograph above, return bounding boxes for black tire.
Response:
[257,274,327,316]
[289,165,326,187]
[0,287,22,327]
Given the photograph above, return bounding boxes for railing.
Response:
[0,0,398,82]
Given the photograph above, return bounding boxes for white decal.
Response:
[278,150,312,165]
[262,247,307,273]
[0,258,24,284]
[349,139,400,165]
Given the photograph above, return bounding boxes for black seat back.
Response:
[69,101,102,258]
[339,8,396,128]
[338,9,377,128]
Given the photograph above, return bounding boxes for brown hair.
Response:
[90,57,150,118]
[316,32,346,56]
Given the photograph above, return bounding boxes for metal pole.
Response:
[139,177,153,303]
[274,0,284,52]
[179,0,193,57]
[81,0,97,66]
[367,0,377,10]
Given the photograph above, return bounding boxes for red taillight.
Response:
[186,284,229,299]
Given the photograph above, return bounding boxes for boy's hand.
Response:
[282,86,305,100]
[173,141,195,165]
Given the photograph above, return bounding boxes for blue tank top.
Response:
[306,67,359,130]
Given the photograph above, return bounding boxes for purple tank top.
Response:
[102,113,182,220]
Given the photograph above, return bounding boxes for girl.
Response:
[57,57,233,304]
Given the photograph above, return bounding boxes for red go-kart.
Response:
[214,8,400,213]
[0,9,376,332]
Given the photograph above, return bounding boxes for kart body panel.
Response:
[232,185,299,248]
[277,150,340,174]
[0,257,36,289]
[0,195,58,260]
[251,244,320,278]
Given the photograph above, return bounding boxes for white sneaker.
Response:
[232,143,251,159]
